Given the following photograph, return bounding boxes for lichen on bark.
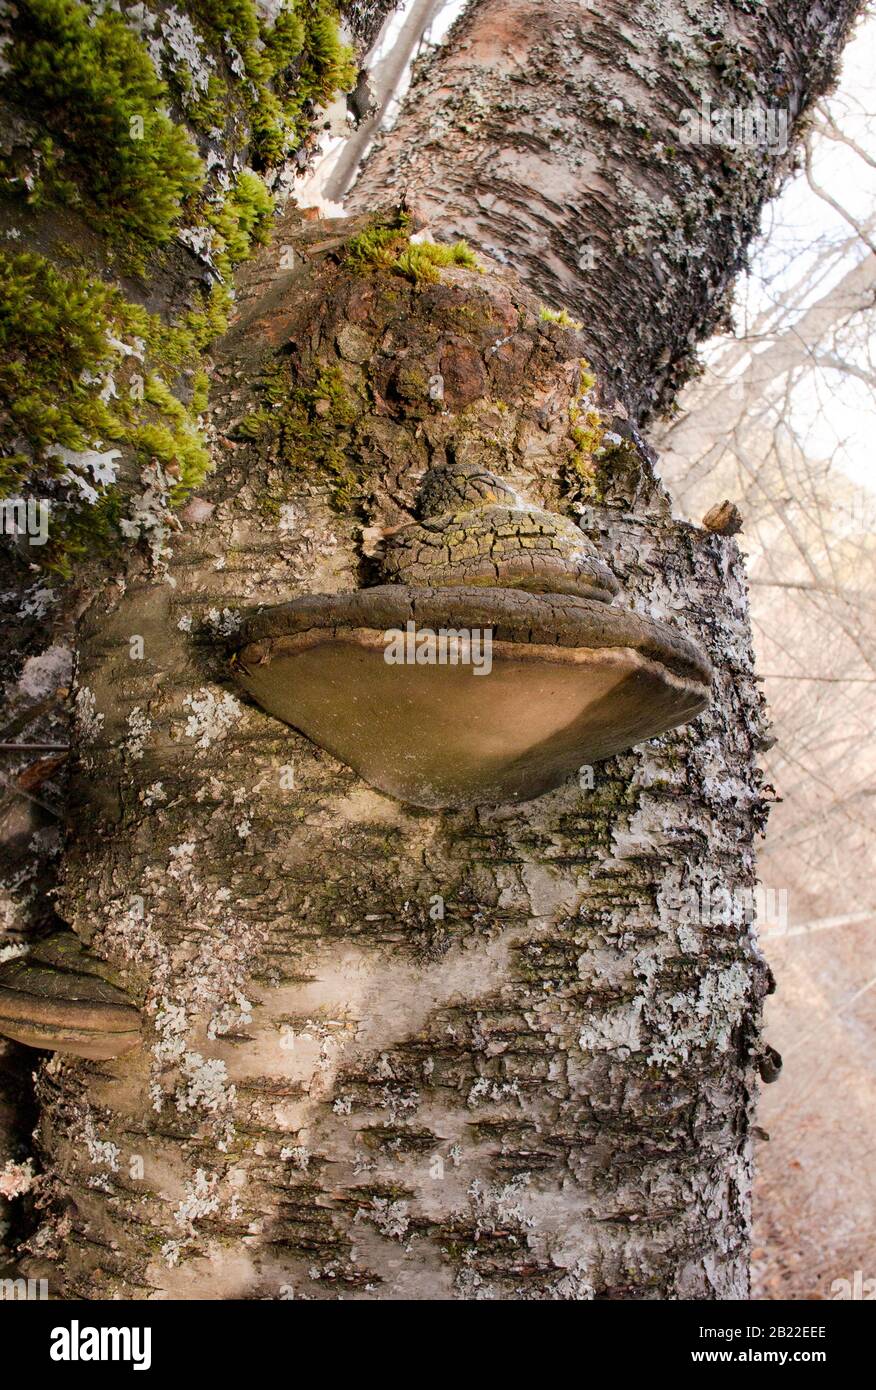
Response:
[16,213,772,1298]
[1,0,862,1300]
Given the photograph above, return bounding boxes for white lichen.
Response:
[182,688,242,750]
[125,705,152,761]
[0,1158,36,1199]
[141,781,167,807]
[174,1168,220,1232]
[74,685,104,742]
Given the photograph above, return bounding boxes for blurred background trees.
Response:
[653,15,876,1298]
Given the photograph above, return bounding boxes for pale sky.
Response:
[719,11,876,492]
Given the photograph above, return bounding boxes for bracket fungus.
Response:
[0,931,141,1060]
[233,465,712,808]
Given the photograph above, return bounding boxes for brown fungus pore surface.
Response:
[234,466,712,809]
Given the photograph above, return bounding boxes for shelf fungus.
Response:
[234,464,712,808]
[0,932,141,1060]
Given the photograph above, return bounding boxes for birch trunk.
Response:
[17,0,861,1299]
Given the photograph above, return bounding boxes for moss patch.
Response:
[344,214,481,284]
[1,0,356,233]
[0,251,135,491]
[1,0,204,256]
[205,170,274,279]
[540,305,583,330]
[395,240,480,284]
[186,0,355,168]
[0,248,223,573]
[279,366,366,510]
[567,360,607,497]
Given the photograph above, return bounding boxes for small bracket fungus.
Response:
[382,462,620,603]
[233,465,712,808]
[0,932,141,1060]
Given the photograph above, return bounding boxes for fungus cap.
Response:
[0,931,141,1060]
[233,587,712,809]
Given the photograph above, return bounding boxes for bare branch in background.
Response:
[654,16,876,1297]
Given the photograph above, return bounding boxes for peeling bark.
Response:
[350,0,861,421]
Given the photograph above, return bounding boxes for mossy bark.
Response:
[18,212,771,1299]
[4,0,861,1299]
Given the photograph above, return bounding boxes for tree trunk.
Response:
[351,0,861,423]
[9,0,862,1300]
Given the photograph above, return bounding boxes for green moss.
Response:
[158,282,235,366]
[299,2,357,105]
[263,3,306,76]
[1,0,356,255]
[0,251,135,490]
[191,370,210,415]
[570,413,604,455]
[205,170,274,279]
[253,361,366,509]
[344,215,480,284]
[43,490,123,578]
[344,212,412,271]
[578,362,597,395]
[135,166,272,378]
[0,249,215,568]
[130,417,211,499]
[1,0,204,254]
[188,0,355,168]
[188,0,260,53]
[539,305,583,330]
[234,410,273,440]
[311,365,359,426]
[138,374,212,492]
[188,74,231,136]
[394,240,480,284]
[567,360,606,495]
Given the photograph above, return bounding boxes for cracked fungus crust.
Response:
[382,502,619,601]
[402,460,617,603]
[233,587,712,808]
